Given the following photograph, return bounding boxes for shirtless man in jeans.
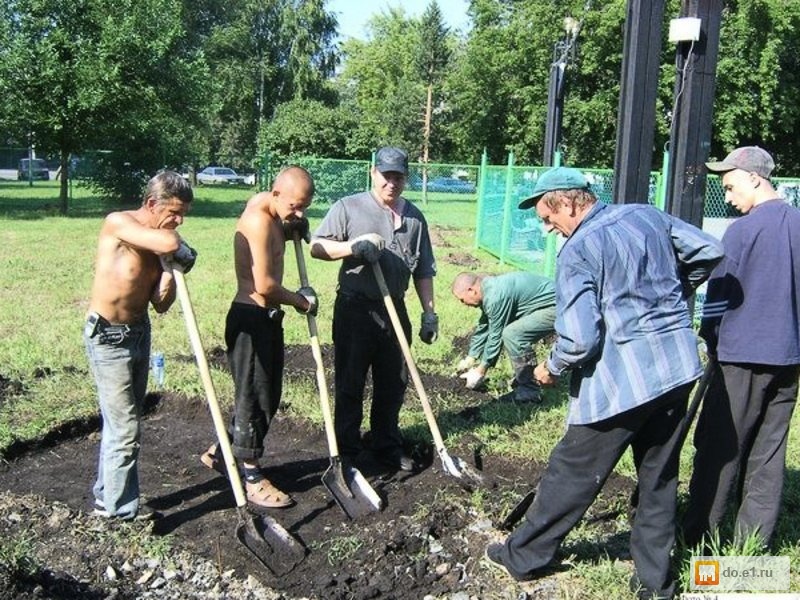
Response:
[85,170,196,521]
[201,165,317,508]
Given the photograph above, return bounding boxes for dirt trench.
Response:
[0,344,635,599]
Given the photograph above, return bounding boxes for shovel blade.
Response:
[236,510,307,576]
[438,448,484,491]
[499,490,536,531]
[322,459,383,519]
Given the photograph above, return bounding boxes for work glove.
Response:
[456,356,478,373]
[460,367,485,390]
[169,240,198,273]
[350,233,385,263]
[419,312,439,344]
[283,217,311,243]
[295,285,318,317]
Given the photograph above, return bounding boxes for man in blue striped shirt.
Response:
[485,167,723,600]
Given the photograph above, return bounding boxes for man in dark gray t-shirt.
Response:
[310,147,438,472]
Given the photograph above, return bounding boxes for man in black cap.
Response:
[485,167,723,600]
[683,146,800,549]
[310,147,438,472]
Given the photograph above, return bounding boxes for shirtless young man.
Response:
[85,170,196,521]
[201,165,316,508]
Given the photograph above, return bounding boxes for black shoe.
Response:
[484,542,539,582]
[375,451,417,473]
[484,543,516,579]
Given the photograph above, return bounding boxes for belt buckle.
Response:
[99,324,130,345]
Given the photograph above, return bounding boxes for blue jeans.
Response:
[84,313,151,519]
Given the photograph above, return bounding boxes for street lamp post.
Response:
[543,18,580,167]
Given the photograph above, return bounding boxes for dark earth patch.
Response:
[0,345,636,599]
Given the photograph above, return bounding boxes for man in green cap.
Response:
[485,166,723,600]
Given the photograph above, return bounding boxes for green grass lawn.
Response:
[1,178,799,596]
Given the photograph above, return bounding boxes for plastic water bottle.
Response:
[151,352,165,389]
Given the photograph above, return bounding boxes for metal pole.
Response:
[613,0,666,205]
[664,0,723,229]
[543,44,566,167]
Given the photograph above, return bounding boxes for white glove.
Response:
[350,233,385,263]
[460,367,485,390]
[456,356,478,373]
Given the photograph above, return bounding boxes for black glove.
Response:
[295,286,318,316]
[171,241,197,273]
[350,233,385,263]
[283,217,311,243]
[419,312,439,344]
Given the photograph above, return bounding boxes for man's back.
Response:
[555,203,705,423]
[482,272,555,322]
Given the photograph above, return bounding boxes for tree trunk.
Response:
[422,83,433,204]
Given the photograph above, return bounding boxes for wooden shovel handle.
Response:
[292,237,340,459]
[174,270,247,509]
[370,262,448,453]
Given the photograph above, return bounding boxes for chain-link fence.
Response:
[475,160,662,276]
[262,155,480,205]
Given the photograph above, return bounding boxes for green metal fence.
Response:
[475,155,662,277]
[263,155,480,205]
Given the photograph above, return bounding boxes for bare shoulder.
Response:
[243,191,273,212]
[102,209,137,229]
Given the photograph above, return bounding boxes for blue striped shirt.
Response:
[546,203,724,425]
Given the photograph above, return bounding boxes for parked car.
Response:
[426,176,476,193]
[196,166,245,185]
[407,175,476,193]
[18,158,49,181]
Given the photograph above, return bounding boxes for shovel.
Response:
[173,269,307,576]
[292,237,382,519]
[499,358,718,531]
[370,261,484,490]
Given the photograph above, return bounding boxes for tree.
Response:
[443,0,562,164]
[259,98,359,160]
[336,9,429,159]
[416,1,452,172]
[202,0,338,170]
[0,0,210,208]
[709,0,800,172]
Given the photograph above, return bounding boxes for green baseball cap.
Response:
[518,167,591,209]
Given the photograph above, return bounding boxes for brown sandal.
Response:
[245,478,294,509]
[200,444,227,478]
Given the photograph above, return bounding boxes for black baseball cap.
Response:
[375,147,409,175]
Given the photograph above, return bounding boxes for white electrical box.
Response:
[668,17,702,43]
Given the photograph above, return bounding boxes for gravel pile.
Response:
[0,491,291,600]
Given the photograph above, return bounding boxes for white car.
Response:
[196,166,245,185]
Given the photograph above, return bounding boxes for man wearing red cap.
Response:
[683,146,800,549]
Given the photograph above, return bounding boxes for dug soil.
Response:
[0,343,636,600]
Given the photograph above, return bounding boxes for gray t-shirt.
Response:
[312,191,436,300]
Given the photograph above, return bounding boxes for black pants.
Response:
[498,383,692,599]
[225,303,284,461]
[332,293,411,459]
[683,362,799,547]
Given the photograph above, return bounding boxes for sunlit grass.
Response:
[3,180,800,596]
